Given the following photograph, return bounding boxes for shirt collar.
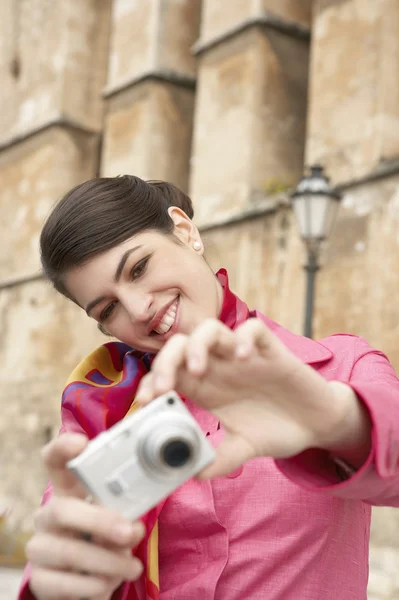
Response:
[216,268,332,366]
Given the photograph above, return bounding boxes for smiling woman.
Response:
[18,174,399,600]
[41,176,222,353]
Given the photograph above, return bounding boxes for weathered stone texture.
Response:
[0,280,104,531]
[371,506,399,549]
[101,82,195,190]
[106,0,201,90]
[199,0,312,42]
[203,205,305,335]
[368,545,399,600]
[0,0,111,143]
[190,29,309,225]
[315,175,399,369]
[307,0,399,182]
[203,175,399,370]
[0,128,99,280]
[103,0,200,190]
[0,567,23,600]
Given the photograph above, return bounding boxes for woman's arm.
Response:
[136,320,399,507]
[277,338,399,507]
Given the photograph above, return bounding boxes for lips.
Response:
[149,297,179,335]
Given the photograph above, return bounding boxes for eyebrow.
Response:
[85,245,143,316]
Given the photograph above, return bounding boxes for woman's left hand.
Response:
[136,319,371,478]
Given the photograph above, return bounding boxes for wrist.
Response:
[320,381,372,469]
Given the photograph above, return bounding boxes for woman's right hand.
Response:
[26,434,145,600]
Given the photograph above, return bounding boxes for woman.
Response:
[18,175,399,600]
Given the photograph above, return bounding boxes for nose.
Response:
[120,289,153,323]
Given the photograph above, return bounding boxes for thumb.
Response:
[197,432,255,480]
[41,433,89,498]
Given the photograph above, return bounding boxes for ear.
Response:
[168,206,204,254]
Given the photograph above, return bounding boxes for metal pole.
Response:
[303,248,320,339]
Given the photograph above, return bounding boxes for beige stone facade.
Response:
[1,0,399,597]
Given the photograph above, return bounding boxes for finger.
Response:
[141,334,188,398]
[135,372,157,404]
[26,532,143,581]
[185,319,236,375]
[235,318,275,358]
[41,434,89,498]
[30,566,112,600]
[34,497,145,547]
[197,431,256,479]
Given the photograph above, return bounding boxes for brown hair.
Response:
[40,175,194,298]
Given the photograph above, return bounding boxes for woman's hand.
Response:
[26,434,145,600]
[136,318,371,478]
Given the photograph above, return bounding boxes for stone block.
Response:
[371,507,399,548]
[368,545,399,599]
[0,127,99,281]
[307,0,399,183]
[203,173,399,370]
[0,280,104,531]
[202,205,305,335]
[199,0,312,42]
[101,81,194,191]
[190,28,309,225]
[106,0,201,91]
[0,568,24,600]
[0,0,111,143]
[315,174,399,370]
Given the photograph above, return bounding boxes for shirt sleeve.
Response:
[275,336,399,506]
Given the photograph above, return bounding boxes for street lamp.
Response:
[291,165,342,339]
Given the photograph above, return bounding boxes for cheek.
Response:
[185,284,219,320]
[107,310,133,337]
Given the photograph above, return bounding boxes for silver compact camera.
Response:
[67,392,215,521]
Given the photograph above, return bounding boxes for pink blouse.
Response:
[157,320,399,599]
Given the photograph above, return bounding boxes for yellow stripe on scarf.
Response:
[65,345,127,388]
[147,521,159,588]
[125,401,141,418]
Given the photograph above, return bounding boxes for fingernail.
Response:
[189,356,201,372]
[236,344,249,357]
[112,522,135,541]
[135,391,147,404]
[155,375,167,389]
[130,559,144,579]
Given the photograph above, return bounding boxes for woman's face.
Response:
[64,209,223,353]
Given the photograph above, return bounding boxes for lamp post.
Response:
[291,165,342,339]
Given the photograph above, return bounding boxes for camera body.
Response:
[67,392,216,521]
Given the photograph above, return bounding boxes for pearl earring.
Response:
[193,241,201,251]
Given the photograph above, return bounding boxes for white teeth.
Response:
[154,299,178,335]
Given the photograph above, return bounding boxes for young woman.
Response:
[18,175,399,600]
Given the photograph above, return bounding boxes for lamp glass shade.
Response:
[292,193,340,241]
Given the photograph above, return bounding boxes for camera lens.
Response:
[161,439,192,468]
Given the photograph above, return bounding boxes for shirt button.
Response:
[227,466,243,478]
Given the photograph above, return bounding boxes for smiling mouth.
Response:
[152,297,179,335]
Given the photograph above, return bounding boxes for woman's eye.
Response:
[100,301,118,322]
[130,257,149,280]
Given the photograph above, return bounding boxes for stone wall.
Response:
[1,1,399,597]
